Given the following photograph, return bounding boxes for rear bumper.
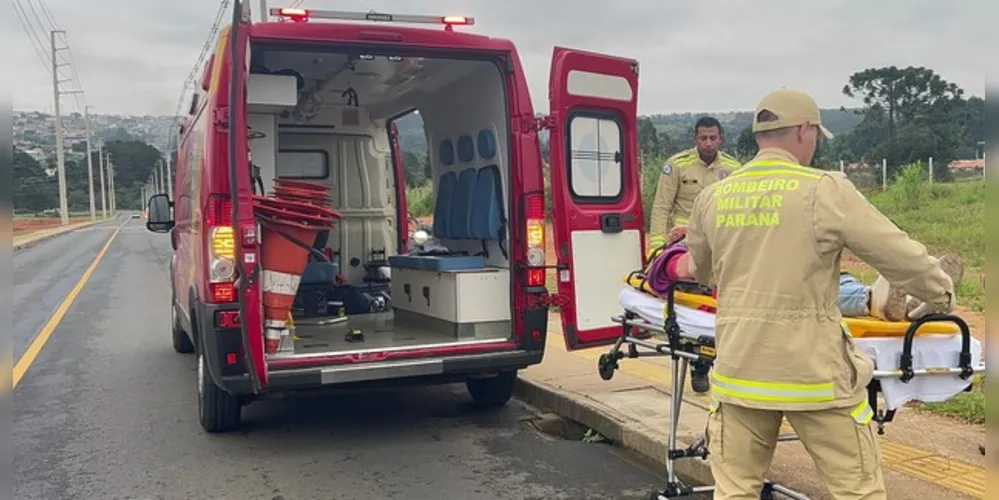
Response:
[196,299,548,397]
[219,349,543,396]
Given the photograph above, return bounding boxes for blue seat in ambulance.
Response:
[469,165,503,242]
[449,168,478,239]
[432,171,456,239]
[390,168,488,271]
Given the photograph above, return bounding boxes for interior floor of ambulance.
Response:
[246,49,515,358]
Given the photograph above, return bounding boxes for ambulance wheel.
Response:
[598,354,618,381]
[172,303,194,354]
[467,370,516,409]
[197,350,242,433]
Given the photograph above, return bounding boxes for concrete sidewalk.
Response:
[13,217,115,250]
[516,315,984,499]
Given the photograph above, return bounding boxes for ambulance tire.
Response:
[172,303,194,354]
[197,347,242,433]
[466,370,517,409]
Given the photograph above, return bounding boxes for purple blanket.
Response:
[644,241,689,296]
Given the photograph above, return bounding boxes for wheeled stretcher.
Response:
[597,281,985,500]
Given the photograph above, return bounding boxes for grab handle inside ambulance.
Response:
[899,313,974,383]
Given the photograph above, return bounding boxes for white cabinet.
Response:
[391,268,510,324]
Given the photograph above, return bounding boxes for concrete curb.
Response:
[13,218,114,251]
[514,376,716,489]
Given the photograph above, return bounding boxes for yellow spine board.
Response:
[622,275,961,338]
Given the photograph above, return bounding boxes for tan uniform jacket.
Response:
[648,148,741,246]
[686,148,955,411]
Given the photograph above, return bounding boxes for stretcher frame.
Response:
[596,281,985,500]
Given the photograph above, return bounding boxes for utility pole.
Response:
[166,152,173,199]
[98,146,107,219]
[159,160,167,195]
[84,106,96,220]
[50,30,86,225]
[51,30,69,225]
[109,162,116,215]
[258,0,268,22]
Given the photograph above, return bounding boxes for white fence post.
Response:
[928,157,934,184]
[839,160,845,173]
[882,159,888,192]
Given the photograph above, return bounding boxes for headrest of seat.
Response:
[439,139,455,166]
[457,135,475,163]
[477,129,497,160]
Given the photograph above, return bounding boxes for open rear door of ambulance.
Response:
[228,0,268,390]
[547,47,644,351]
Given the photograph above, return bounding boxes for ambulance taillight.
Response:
[525,194,546,288]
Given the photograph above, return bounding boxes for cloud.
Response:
[10,0,986,115]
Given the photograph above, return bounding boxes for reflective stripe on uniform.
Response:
[708,396,720,413]
[851,399,875,425]
[841,320,852,337]
[710,372,836,403]
[674,216,690,225]
[672,154,699,167]
[728,165,823,181]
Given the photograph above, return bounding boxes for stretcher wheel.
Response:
[598,353,618,381]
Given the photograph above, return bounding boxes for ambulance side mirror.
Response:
[146,194,175,233]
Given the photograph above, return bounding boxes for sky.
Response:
[7,0,987,117]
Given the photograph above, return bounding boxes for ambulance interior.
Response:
[245,47,514,359]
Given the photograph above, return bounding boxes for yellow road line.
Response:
[12,221,125,390]
[547,321,984,498]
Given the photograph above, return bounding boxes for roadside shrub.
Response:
[886,163,930,211]
[406,182,434,218]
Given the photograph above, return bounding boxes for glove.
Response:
[906,291,956,320]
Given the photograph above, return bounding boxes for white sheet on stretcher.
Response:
[618,287,983,410]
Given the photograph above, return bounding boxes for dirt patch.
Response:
[14,217,91,235]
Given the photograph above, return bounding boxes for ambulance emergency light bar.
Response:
[270,8,474,27]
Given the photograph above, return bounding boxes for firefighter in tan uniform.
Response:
[685,89,956,500]
[649,117,741,394]
[649,116,742,250]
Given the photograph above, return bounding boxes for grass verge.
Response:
[920,375,986,424]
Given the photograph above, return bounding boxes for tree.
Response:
[103,140,166,209]
[842,66,963,139]
[401,151,428,187]
[14,147,58,212]
[735,124,757,160]
[638,117,670,159]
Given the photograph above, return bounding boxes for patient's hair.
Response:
[753,110,795,140]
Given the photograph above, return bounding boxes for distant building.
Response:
[948,159,984,179]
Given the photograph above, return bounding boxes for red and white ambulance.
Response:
[145,4,645,432]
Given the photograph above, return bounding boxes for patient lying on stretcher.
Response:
[640,233,965,323]
[635,232,965,393]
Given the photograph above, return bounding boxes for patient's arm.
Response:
[669,253,695,281]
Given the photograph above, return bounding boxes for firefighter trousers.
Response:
[706,402,887,500]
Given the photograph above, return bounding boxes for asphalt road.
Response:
[13,217,683,500]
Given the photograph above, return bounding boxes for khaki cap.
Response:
[753,88,834,139]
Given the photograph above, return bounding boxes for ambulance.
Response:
[145,4,645,432]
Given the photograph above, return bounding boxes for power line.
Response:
[36,0,61,31]
[166,0,231,151]
[13,0,52,73]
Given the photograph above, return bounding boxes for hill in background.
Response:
[647,108,863,139]
[393,107,865,157]
[14,107,863,163]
